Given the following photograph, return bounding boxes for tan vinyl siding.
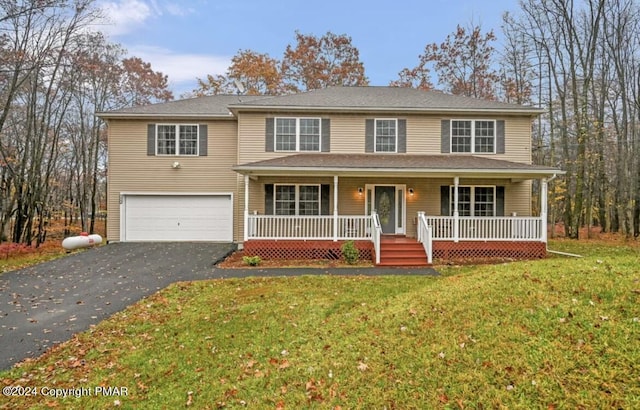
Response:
[406,115,441,154]
[238,112,534,162]
[107,119,239,241]
[501,116,533,164]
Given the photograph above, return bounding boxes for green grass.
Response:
[1,240,639,409]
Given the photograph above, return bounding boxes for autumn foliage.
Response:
[393,24,501,100]
[193,31,368,96]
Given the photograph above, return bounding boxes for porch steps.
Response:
[377,236,430,267]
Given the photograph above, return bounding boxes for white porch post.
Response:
[333,175,338,241]
[541,178,548,243]
[243,175,249,242]
[453,176,460,243]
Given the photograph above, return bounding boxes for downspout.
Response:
[543,174,582,258]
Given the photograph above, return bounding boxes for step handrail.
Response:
[417,211,433,264]
[371,211,382,265]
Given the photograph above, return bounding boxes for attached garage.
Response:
[120,193,233,242]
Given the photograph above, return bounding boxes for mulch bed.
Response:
[217,250,374,269]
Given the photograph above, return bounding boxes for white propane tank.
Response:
[62,232,103,250]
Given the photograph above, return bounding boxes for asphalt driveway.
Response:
[0,242,235,371]
[0,242,438,371]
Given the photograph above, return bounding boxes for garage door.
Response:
[122,194,233,242]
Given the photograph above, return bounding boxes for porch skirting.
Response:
[433,241,546,261]
[243,240,374,261]
[242,239,545,264]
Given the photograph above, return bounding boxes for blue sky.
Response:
[98,0,521,96]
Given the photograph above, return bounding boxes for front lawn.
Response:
[1,240,639,409]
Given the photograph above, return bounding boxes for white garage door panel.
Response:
[124,195,232,242]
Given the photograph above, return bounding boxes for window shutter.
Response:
[321,119,330,152]
[147,124,156,156]
[321,184,331,215]
[264,184,274,215]
[496,186,505,216]
[397,119,407,153]
[265,118,274,152]
[496,120,505,154]
[198,124,208,156]
[441,120,450,153]
[365,119,374,153]
[440,186,450,216]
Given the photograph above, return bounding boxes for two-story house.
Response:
[98,86,562,266]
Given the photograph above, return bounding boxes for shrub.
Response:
[242,255,262,266]
[341,240,359,265]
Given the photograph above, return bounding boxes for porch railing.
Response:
[247,214,371,240]
[416,212,433,264]
[246,214,544,242]
[425,216,544,241]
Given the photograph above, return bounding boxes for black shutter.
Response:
[496,186,505,216]
[441,120,450,153]
[265,118,274,152]
[321,119,330,152]
[321,184,331,215]
[264,184,274,215]
[397,119,407,153]
[198,124,208,156]
[440,186,450,216]
[365,119,374,152]
[496,120,505,154]
[147,124,156,156]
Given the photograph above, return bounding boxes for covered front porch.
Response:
[233,153,561,265]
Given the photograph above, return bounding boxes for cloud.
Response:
[99,0,153,36]
[128,45,231,92]
[164,3,195,16]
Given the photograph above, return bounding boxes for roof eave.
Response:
[228,105,544,116]
[95,112,236,120]
[232,165,564,178]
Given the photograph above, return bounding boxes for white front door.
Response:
[365,184,406,235]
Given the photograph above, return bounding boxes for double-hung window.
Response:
[157,124,199,155]
[451,120,495,153]
[275,185,320,215]
[375,119,397,153]
[275,118,321,152]
[450,186,495,216]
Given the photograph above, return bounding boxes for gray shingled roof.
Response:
[97,86,544,118]
[96,94,268,118]
[229,86,544,114]
[233,153,561,177]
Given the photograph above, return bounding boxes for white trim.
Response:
[373,118,398,153]
[273,117,322,152]
[450,119,497,154]
[155,124,200,156]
